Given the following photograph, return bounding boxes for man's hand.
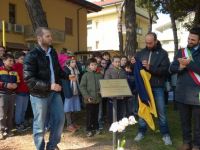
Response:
[178,57,191,69]
[142,60,150,70]
[7,83,18,90]
[51,83,62,92]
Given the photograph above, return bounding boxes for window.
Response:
[9,3,16,24]
[136,27,142,35]
[87,20,92,30]
[96,41,99,49]
[87,47,92,51]
[96,21,99,29]
[65,17,73,35]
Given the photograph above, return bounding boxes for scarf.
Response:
[68,66,80,95]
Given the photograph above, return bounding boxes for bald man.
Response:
[134,32,172,145]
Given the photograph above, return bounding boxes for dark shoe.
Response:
[16,124,26,132]
[177,144,191,150]
[6,131,14,137]
[86,131,93,137]
[46,145,60,150]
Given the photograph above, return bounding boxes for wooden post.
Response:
[113,99,117,150]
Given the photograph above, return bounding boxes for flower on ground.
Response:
[109,116,137,133]
[109,122,119,132]
[128,115,137,125]
[118,121,126,132]
[121,117,129,127]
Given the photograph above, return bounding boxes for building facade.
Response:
[87,0,157,51]
[0,0,101,51]
[154,13,194,61]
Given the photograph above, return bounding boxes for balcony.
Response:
[24,25,65,44]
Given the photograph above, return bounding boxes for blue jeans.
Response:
[138,88,170,136]
[30,92,65,150]
[15,94,29,125]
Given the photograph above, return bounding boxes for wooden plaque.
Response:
[99,79,132,98]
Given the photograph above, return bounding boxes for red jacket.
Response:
[13,63,29,93]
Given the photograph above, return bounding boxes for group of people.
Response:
[0,26,199,150]
[0,47,31,139]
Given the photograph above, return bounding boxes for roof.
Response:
[155,22,171,32]
[90,0,158,23]
[94,0,123,6]
[65,0,102,12]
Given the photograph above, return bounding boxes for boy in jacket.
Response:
[80,58,103,137]
[0,54,19,140]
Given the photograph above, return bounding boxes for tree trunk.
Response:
[118,1,125,54]
[124,0,137,56]
[25,0,48,31]
[170,12,179,56]
[148,11,153,32]
[193,2,200,27]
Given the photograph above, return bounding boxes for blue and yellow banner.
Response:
[134,59,157,130]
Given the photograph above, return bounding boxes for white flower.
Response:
[121,117,129,127]
[128,115,137,125]
[109,122,119,132]
[118,121,126,132]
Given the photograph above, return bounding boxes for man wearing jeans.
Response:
[24,27,66,150]
[133,32,172,145]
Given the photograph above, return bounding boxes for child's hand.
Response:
[7,83,17,90]
[88,97,93,102]
[69,75,76,81]
[11,83,18,89]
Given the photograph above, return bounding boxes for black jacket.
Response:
[169,46,200,105]
[23,46,66,98]
[136,43,170,88]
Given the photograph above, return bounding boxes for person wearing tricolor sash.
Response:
[169,27,200,150]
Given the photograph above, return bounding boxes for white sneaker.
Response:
[162,135,172,145]
[134,132,144,142]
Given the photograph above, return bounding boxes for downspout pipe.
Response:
[77,7,84,52]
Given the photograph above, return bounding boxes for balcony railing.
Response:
[24,25,65,43]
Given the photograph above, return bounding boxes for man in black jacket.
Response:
[170,27,200,150]
[24,27,65,150]
[134,32,172,145]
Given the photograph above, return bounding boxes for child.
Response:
[104,56,127,122]
[62,57,81,132]
[120,56,128,70]
[80,58,103,137]
[124,61,137,116]
[13,52,29,132]
[0,54,19,139]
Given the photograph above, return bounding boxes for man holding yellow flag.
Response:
[133,32,172,145]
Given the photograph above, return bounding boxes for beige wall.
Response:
[87,3,150,51]
[0,0,88,51]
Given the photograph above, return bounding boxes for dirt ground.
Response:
[0,129,119,150]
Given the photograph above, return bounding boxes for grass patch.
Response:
[67,103,182,150]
